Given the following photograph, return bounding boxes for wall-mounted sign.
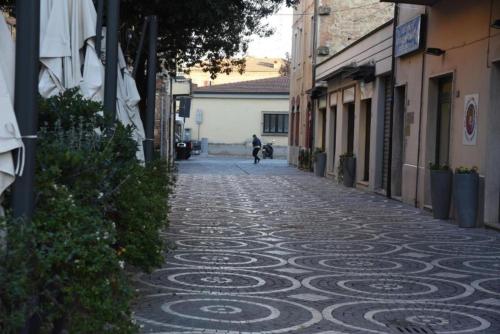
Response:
[360,82,373,100]
[330,92,338,106]
[178,97,192,118]
[343,87,355,103]
[463,94,479,145]
[395,15,425,58]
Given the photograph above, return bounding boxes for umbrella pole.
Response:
[12,0,40,221]
[144,15,158,163]
[132,17,149,79]
[13,2,41,332]
[103,0,120,122]
[95,0,104,59]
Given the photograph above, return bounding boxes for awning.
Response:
[318,64,357,82]
[318,64,375,83]
[380,0,438,5]
[342,65,375,83]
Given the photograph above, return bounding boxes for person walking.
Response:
[252,134,261,164]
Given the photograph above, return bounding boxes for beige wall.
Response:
[184,94,289,147]
[396,0,500,225]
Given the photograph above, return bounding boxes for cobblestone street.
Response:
[134,157,500,334]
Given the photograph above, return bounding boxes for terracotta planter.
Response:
[430,169,452,219]
[453,172,479,228]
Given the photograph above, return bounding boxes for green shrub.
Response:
[0,90,175,333]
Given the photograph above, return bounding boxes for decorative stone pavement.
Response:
[134,157,500,334]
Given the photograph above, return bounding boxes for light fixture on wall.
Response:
[491,19,500,29]
[425,48,446,56]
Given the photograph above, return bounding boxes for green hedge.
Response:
[0,90,175,333]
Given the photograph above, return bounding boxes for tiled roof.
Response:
[193,76,290,94]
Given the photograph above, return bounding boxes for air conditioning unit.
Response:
[318,6,331,16]
[317,46,330,56]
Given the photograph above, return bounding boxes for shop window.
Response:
[263,113,289,134]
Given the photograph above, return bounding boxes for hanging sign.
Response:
[463,94,478,145]
[395,15,425,58]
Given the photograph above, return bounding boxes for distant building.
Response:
[183,76,290,157]
[186,56,287,88]
[289,0,394,166]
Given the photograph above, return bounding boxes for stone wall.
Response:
[317,0,394,63]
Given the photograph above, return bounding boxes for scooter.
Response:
[262,142,274,159]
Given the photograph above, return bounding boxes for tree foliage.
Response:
[0,0,298,77]
[121,0,298,76]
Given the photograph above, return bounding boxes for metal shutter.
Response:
[381,76,392,191]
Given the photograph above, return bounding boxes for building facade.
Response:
[385,0,500,228]
[183,77,290,157]
[289,0,394,166]
[314,21,394,192]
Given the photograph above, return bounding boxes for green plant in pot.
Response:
[338,153,355,187]
[313,148,327,177]
[453,166,479,228]
[429,163,452,219]
[298,148,311,170]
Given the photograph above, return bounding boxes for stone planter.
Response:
[342,157,356,188]
[453,172,479,228]
[430,169,453,219]
[314,153,327,177]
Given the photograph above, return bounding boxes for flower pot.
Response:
[453,172,479,228]
[430,169,452,219]
[314,153,327,177]
[342,157,356,187]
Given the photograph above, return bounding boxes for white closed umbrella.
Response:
[39,0,99,98]
[116,47,146,162]
[0,15,24,196]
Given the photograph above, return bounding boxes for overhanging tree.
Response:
[0,0,298,76]
[120,0,298,77]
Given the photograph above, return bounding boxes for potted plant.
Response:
[429,163,452,219]
[313,148,327,177]
[299,148,311,170]
[338,153,356,187]
[453,166,479,228]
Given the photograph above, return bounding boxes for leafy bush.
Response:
[0,90,175,333]
[455,166,478,174]
[429,163,450,171]
[337,153,355,184]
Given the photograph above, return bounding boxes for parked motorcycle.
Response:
[262,142,274,159]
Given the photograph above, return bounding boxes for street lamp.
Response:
[425,47,446,56]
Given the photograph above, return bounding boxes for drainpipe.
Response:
[386,4,399,198]
[415,7,429,207]
[309,0,319,166]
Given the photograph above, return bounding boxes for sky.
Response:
[246,6,293,59]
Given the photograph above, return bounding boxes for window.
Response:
[263,113,289,134]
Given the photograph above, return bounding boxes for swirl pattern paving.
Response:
[133,157,500,333]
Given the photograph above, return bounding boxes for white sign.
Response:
[195,109,203,125]
[395,15,425,57]
[463,94,479,145]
